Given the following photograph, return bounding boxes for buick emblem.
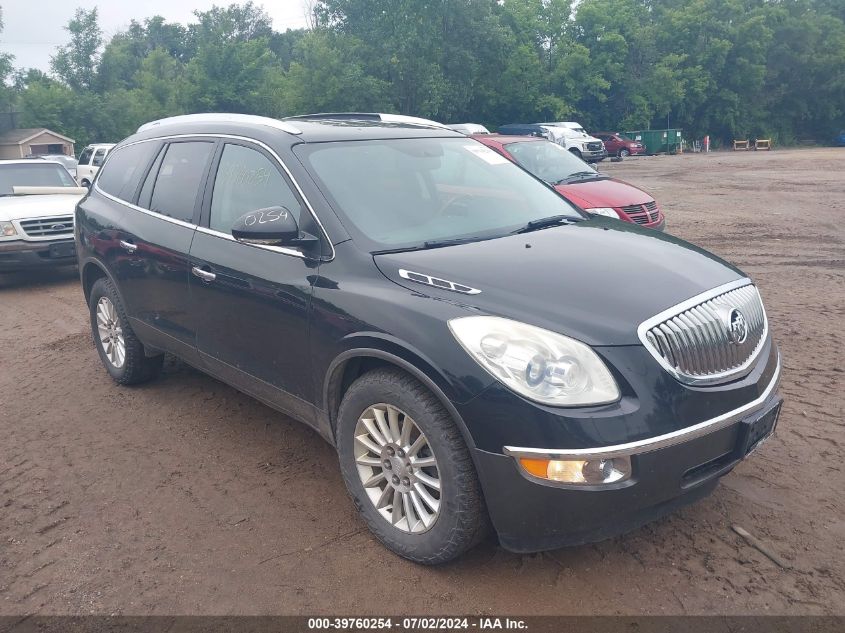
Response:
[728,309,749,344]
[51,223,68,231]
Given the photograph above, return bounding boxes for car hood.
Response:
[373,219,744,345]
[0,193,83,222]
[555,178,652,209]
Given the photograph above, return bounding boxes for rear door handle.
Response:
[119,239,137,253]
[192,266,216,282]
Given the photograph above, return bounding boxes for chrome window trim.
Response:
[636,278,768,386]
[194,225,306,259]
[504,350,781,461]
[95,133,335,261]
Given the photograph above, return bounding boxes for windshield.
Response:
[506,141,597,184]
[0,163,76,195]
[296,138,583,251]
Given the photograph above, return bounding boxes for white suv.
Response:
[0,160,86,272]
[76,143,115,187]
[539,122,607,162]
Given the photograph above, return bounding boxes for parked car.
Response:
[77,113,781,564]
[497,123,551,139]
[474,134,664,230]
[27,153,80,174]
[76,143,116,187]
[593,132,646,157]
[538,122,608,162]
[448,123,491,135]
[0,160,86,271]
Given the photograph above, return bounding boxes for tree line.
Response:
[1,0,844,150]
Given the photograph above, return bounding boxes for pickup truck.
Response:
[0,160,86,272]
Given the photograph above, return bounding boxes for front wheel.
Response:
[336,368,488,564]
[89,277,163,385]
[619,148,630,157]
[569,148,582,160]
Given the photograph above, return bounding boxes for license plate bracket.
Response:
[738,399,782,457]
[49,242,76,259]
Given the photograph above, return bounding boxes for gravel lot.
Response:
[1,147,843,616]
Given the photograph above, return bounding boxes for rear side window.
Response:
[96,142,159,202]
[146,141,214,223]
[78,147,93,165]
[209,143,302,233]
[92,149,107,167]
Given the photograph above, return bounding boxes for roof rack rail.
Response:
[137,113,301,135]
[284,112,449,130]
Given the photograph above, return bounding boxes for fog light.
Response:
[518,456,631,484]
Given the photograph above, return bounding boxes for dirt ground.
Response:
[1,147,843,616]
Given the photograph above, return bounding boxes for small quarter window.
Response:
[148,141,214,223]
[209,143,302,234]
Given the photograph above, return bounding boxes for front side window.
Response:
[296,137,582,251]
[148,141,214,223]
[0,163,76,195]
[209,144,302,233]
[506,141,597,185]
[96,142,159,202]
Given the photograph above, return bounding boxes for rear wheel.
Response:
[89,277,163,385]
[336,368,488,564]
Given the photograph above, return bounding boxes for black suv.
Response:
[75,113,782,564]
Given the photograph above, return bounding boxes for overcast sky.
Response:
[1,0,311,72]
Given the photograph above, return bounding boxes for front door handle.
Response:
[192,266,216,282]
[119,239,137,254]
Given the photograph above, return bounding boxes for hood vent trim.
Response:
[398,269,481,295]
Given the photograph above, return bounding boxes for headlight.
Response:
[585,207,619,218]
[0,221,17,237]
[448,316,620,406]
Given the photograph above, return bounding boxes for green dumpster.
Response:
[624,129,683,154]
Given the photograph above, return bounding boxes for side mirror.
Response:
[231,206,316,247]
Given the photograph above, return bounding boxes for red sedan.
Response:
[473,134,664,230]
[593,132,646,157]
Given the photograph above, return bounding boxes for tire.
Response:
[81,179,91,188]
[619,148,630,157]
[88,277,163,385]
[569,148,582,160]
[336,368,488,564]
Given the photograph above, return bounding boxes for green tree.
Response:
[0,7,16,110]
[50,8,102,91]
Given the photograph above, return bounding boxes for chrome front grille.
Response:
[587,141,604,151]
[620,201,660,225]
[639,281,768,385]
[19,215,74,237]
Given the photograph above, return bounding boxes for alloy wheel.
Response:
[354,403,442,534]
[96,296,126,368]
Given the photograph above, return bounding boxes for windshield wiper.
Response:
[511,214,582,234]
[553,171,601,185]
[372,235,489,255]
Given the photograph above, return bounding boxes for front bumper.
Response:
[0,239,77,271]
[582,148,608,162]
[467,347,781,553]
